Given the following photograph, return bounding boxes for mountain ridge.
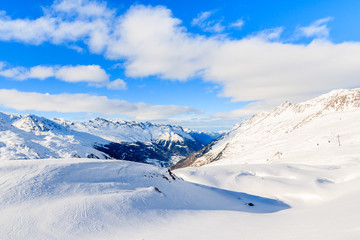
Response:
[0,113,221,166]
[173,88,360,169]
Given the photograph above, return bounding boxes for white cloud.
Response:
[106,6,219,81]
[250,27,284,40]
[204,39,360,105]
[0,89,134,114]
[52,0,114,18]
[106,78,127,90]
[67,44,86,53]
[230,19,244,29]
[0,64,109,84]
[191,11,212,26]
[0,0,113,52]
[161,100,274,131]
[212,103,267,119]
[128,102,201,121]
[298,17,332,38]
[104,7,360,112]
[0,67,23,79]
[28,66,55,80]
[1,3,360,119]
[0,16,55,45]
[191,11,225,33]
[105,5,218,81]
[55,65,109,83]
[0,89,199,120]
[0,63,126,90]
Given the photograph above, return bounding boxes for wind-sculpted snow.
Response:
[0,159,288,239]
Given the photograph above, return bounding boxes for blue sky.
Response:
[0,0,360,130]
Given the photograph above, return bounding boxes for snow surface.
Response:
[168,89,360,239]
[1,89,360,239]
[0,158,287,240]
[174,160,360,239]
[1,158,359,239]
[184,88,360,167]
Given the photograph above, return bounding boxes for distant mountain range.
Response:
[0,114,222,167]
[173,88,360,169]
[3,88,359,169]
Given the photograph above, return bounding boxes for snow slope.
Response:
[174,88,360,168]
[173,161,360,240]
[1,158,359,239]
[0,158,287,240]
[168,88,360,239]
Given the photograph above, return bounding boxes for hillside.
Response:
[173,88,360,168]
[0,158,288,239]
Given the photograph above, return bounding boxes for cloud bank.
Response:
[107,6,360,108]
[0,89,199,120]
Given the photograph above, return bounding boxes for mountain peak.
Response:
[12,114,65,133]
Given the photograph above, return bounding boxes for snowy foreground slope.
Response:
[0,159,288,240]
[1,158,359,239]
[174,161,360,239]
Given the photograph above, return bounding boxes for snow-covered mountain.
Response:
[0,114,111,161]
[1,89,360,239]
[168,88,360,239]
[173,88,360,168]
[0,114,220,166]
[54,118,208,161]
